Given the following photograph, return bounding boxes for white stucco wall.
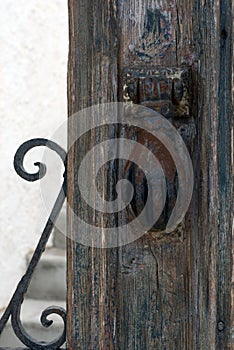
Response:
[0,1,68,309]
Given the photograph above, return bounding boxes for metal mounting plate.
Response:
[123,67,191,119]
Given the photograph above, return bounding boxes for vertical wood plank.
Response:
[117,1,196,348]
[192,0,233,348]
[67,1,119,349]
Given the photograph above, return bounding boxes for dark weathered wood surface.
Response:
[67,1,119,349]
[67,1,233,349]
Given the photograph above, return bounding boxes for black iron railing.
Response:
[0,139,67,350]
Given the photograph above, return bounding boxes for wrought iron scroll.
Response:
[0,139,67,350]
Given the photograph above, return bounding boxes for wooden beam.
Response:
[67,1,233,349]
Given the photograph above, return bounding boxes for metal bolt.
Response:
[217,321,225,332]
[161,103,172,117]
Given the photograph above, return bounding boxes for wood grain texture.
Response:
[67,1,119,349]
[67,0,233,349]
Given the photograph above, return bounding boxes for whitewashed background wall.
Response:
[0,1,68,309]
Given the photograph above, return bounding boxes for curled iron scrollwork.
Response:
[0,138,67,350]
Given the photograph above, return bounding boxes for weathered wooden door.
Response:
[67,1,233,349]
